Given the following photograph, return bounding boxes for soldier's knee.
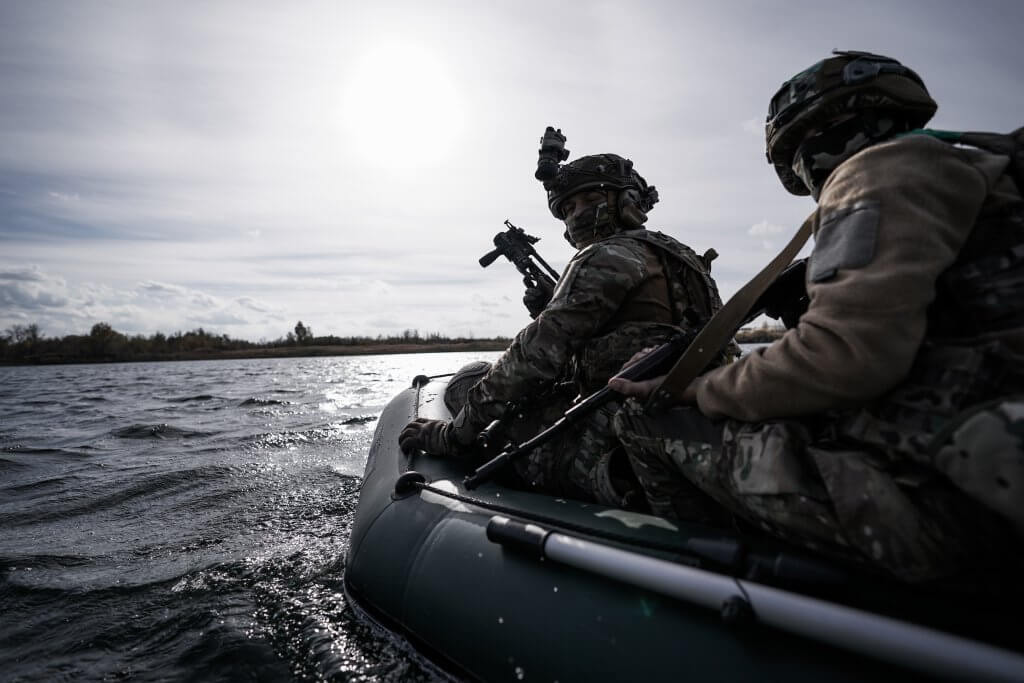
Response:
[932,398,1024,536]
[443,361,492,416]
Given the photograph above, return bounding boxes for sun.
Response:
[340,40,465,169]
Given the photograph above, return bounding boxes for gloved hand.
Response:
[522,275,554,319]
[399,418,455,456]
[399,408,480,457]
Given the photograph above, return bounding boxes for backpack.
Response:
[915,126,1024,191]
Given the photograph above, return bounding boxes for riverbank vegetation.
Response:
[2,320,786,366]
[734,323,787,344]
[0,322,511,365]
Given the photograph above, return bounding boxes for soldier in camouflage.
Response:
[400,151,731,506]
[612,51,1024,582]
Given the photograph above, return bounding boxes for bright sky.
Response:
[2,0,1021,341]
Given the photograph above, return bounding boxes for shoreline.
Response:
[3,328,787,368]
[1,340,512,367]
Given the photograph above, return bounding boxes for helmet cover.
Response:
[766,51,937,195]
[544,154,659,219]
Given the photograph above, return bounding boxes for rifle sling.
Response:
[647,216,814,408]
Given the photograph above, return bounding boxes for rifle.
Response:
[463,332,694,489]
[744,257,809,329]
[461,256,810,490]
[479,220,561,296]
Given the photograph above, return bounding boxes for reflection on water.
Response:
[0,352,498,682]
[1,345,765,680]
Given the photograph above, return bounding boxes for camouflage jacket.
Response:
[684,132,1024,572]
[464,229,725,432]
[696,133,1023,421]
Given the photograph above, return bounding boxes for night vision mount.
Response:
[535,126,569,184]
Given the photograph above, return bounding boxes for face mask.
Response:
[792,115,897,198]
[564,200,613,247]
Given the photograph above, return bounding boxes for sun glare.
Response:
[341,40,465,169]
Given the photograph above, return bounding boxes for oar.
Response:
[487,515,1024,682]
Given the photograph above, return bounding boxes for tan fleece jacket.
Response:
[697,134,1012,421]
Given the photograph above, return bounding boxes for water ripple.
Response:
[111,424,215,439]
[0,352,501,681]
[239,397,289,407]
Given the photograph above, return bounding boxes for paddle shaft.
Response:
[487,516,1024,682]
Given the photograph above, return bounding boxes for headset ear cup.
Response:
[618,189,648,228]
[616,188,636,214]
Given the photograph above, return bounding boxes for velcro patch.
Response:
[809,200,880,282]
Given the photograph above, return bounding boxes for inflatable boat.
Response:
[344,374,1024,682]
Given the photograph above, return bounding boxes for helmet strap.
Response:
[606,189,620,227]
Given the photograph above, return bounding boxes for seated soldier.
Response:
[400,148,733,510]
[611,51,1024,583]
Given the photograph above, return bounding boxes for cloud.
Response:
[745,219,790,253]
[235,296,273,313]
[139,280,189,296]
[742,117,764,135]
[748,219,785,236]
[0,266,70,309]
[0,265,49,282]
[2,1,1022,341]
[0,264,284,338]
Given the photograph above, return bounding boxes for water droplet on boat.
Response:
[498,617,504,624]
[553,586,558,592]
[515,666,524,679]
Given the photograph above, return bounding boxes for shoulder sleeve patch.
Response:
[809,200,880,283]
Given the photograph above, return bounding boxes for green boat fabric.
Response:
[345,377,1022,682]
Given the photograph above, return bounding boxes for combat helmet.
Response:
[766,51,937,195]
[544,153,659,226]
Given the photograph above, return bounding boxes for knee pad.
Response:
[443,361,492,416]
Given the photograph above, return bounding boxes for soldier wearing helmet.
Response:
[400,141,733,509]
[613,51,1024,582]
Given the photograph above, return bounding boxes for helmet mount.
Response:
[534,127,659,226]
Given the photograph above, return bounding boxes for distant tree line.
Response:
[734,322,787,343]
[0,321,511,365]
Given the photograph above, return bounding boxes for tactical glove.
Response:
[522,275,554,319]
[399,418,454,456]
[398,408,479,457]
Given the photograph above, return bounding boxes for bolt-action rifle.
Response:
[479,220,561,298]
[462,257,810,490]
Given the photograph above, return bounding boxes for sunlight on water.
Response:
[0,352,499,681]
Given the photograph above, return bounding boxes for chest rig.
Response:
[571,230,730,393]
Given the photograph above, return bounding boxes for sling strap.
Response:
[647,215,814,408]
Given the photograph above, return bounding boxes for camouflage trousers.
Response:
[613,399,1021,582]
[445,362,630,506]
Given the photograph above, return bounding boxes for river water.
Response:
[0,352,500,682]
